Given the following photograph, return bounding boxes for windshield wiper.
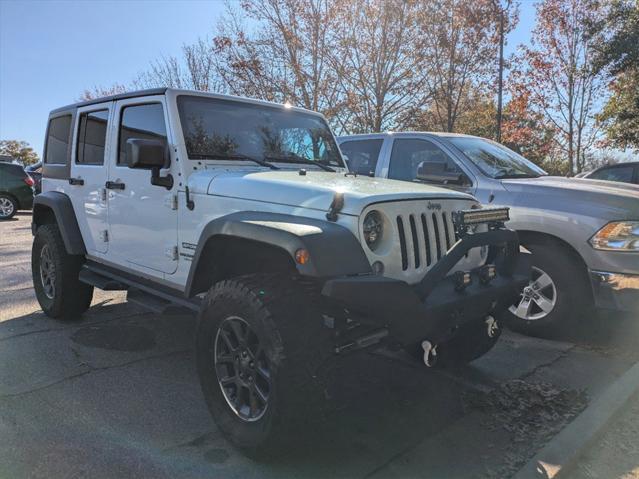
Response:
[264,153,335,172]
[188,153,280,170]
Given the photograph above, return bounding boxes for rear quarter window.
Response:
[0,163,27,178]
[45,115,72,165]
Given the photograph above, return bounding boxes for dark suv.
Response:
[0,162,34,219]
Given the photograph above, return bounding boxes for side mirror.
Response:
[126,138,168,169]
[416,161,467,186]
[126,138,173,189]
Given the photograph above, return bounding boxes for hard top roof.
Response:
[49,88,322,118]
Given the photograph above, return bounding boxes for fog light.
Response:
[372,261,385,275]
[453,271,472,291]
[479,264,497,284]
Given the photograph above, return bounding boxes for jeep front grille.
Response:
[396,211,458,272]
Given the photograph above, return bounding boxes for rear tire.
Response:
[502,240,589,338]
[0,194,17,220]
[196,274,333,456]
[32,224,93,320]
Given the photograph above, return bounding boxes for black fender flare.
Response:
[32,191,86,255]
[185,211,372,297]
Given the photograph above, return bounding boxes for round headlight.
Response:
[363,210,384,250]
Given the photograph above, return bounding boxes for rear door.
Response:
[68,103,112,254]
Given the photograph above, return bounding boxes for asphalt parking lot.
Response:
[1,212,638,479]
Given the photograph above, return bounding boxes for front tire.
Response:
[196,274,333,455]
[503,241,589,337]
[32,224,93,320]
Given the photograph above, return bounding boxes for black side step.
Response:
[80,263,200,314]
[126,289,194,315]
[79,269,128,291]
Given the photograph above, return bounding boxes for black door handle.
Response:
[68,177,84,186]
[105,181,125,190]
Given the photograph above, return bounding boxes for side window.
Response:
[76,110,109,165]
[589,166,634,183]
[118,103,167,165]
[340,139,383,175]
[45,115,72,165]
[388,139,467,184]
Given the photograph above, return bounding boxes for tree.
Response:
[0,140,39,166]
[511,0,607,174]
[416,0,516,133]
[330,0,429,133]
[501,86,561,172]
[79,83,129,101]
[212,0,341,119]
[137,38,224,92]
[597,72,639,150]
[590,0,639,150]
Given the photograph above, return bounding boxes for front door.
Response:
[106,97,178,275]
[68,104,112,254]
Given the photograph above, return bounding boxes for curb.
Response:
[513,360,639,479]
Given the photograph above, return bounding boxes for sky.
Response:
[0,0,537,157]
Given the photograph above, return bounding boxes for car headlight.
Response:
[590,221,639,251]
[363,210,384,250]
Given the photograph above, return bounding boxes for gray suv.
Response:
[338,132,639,336]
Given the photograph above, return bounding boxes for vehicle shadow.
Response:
[0,302,486,479]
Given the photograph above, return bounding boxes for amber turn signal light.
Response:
[295,248,310,265]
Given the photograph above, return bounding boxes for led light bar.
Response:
[453,207,510,226]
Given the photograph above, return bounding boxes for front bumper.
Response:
[322,229,531,346]
[590,270,639,312]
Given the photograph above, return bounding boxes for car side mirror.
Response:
[126,138,168,169]
[416,161,467,186]
[126,138,173,189]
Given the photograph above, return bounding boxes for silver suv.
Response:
[338,132,639,336]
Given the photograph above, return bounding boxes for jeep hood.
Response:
[502,176,639,218]
[191,170,475,216]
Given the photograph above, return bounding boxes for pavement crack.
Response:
[519,344,578,381]
[0,349,190,400]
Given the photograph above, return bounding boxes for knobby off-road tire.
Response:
[406,316,502,367]
[32,224,93,320]
[502,240,589,338]
[0,194,18,220]
[196,273,334,456]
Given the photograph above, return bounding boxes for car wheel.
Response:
[503,241,588,337]
[0,194,17,220]
[32,224,93,320]
[196,274,333,455]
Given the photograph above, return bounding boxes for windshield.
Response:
[177,95,345,169]
[448,136,547,179]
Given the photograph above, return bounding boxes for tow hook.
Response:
[421,340,438,367]
[485,315,498,338]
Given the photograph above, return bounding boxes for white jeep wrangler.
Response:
[32,88,530,453]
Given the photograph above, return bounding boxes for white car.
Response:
[31,89,529,453]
